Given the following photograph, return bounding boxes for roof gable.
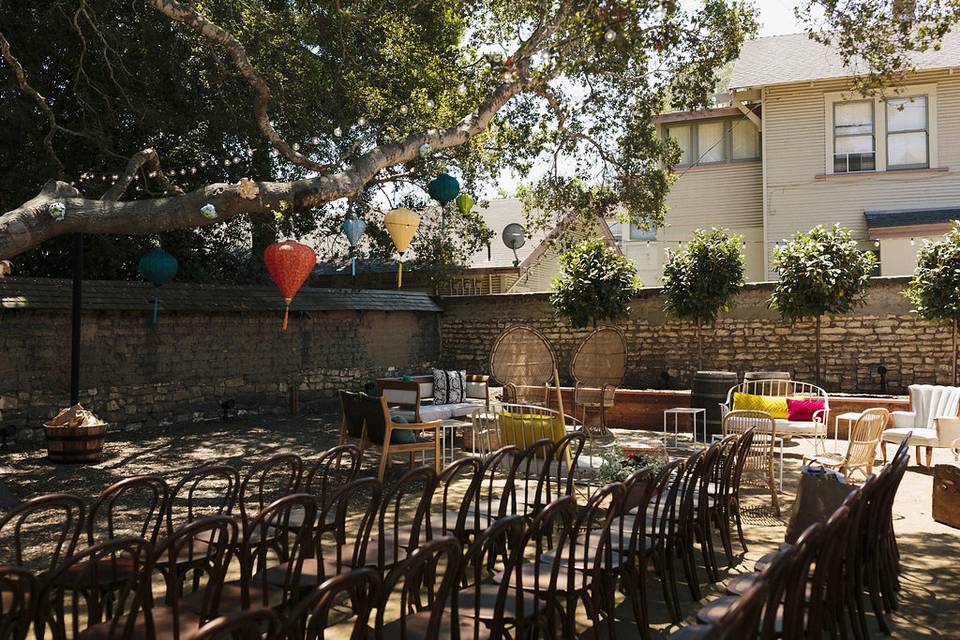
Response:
[729,30,960,89]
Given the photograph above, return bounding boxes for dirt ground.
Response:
[1,413,958,638]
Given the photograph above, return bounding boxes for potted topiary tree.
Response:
[770,224,877,387]
[551,238,642,328]
[904,222,960,385]
[662,228,745,370]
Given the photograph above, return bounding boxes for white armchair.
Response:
[882,384,960,466]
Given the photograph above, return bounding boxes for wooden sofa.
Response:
[377,374,490,422]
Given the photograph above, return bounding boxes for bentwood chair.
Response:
[236,454,303,528]
[295,445,363,535]
[291,477,380,589]
[36,536,155,640]
[189,609,280,640]
[284,568,381,640]
[88,476,171,545]
[0,566,35,640]
[0,493,86,573]
[668,574,770,639]
[371,537,463,639]
[364,466,436,573]
[167,465,239,531]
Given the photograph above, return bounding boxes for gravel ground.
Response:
[0,414,957,638]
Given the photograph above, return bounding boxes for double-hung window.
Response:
[886,96,929,169]
[833,100,875,173]
[664,116,761,167]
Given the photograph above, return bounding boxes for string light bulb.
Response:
[604,28,617,42]
[399,105,409,115]
[224,159,232,166]
[910,237,916,246]
[232,157,240,164]
[310,136,321,145]
[292,143,301,151]
[457,84,467,95]
[357,116,367,126]
[425,98,435,109]
[246,149,255,157]
[333,127,342,137]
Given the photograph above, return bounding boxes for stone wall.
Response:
[439,276,952,395]
[0,279,441,442]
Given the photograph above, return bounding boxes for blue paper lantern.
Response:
[342,214,367,276]
[138,247,178,323]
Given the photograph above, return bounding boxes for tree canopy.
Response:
[551,238,641,328]
[0,1,955,282]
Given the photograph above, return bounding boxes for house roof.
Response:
[0,278,442,313]
[864,207,960,229]
[729,30,960,90]
[464,198,552,269]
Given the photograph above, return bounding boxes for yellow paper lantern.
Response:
[384,207,420,287]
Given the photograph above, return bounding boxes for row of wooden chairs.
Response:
[672,434,911,639]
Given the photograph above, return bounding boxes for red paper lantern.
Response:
[264,240,317,331]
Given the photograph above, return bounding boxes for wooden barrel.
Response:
[44,423,107,463]
[691,371,738,437]
[744,371,792,396]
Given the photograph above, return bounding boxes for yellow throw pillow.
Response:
[732,392,788,420]
[497,412,565,452]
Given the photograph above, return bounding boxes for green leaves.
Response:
[769,224,877,320]
[550,238,641,329]
[662,228,745,325]
[905,221,960,322]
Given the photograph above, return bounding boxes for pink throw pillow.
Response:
[786,398,824,422]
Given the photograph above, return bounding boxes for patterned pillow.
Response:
[786,398,825,422]
[433,369,466,404]
[732,392,789,419]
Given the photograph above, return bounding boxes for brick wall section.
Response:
[439,276,954,395]
[0,280,440,441]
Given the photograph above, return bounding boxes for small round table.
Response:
[833,412,862,451]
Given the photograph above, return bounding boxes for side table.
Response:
[833,412,862,451]
[663,407,706,447]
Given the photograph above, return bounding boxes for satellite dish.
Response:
[502,223,526,267]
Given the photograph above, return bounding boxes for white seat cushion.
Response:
[395,405,453,422]
[774,419,827,436]
[882,427,939,447]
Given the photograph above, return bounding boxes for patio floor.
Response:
[0,413,958,638]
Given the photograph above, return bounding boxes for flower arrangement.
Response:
[48,202,66,221]
[591,443,666,483]
[200,203,217,220]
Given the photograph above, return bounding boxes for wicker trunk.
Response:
[44,423,107,463]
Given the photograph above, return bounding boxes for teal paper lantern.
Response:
[341,214,367,276]
[427,173,460,205]
[138,247,178,323]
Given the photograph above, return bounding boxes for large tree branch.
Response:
[0,1,573,259]
[146,0,331,174]
[101,148,175,201]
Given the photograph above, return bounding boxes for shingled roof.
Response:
[729,30,960,90]
[0,278,442,313]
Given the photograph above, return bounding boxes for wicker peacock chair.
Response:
[489,325,563,412]
[570,326,627,438]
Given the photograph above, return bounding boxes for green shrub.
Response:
[551,239,642,328]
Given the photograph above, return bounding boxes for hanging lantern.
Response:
[384,208,420,288]
[264,240,317,331]
[427,173,460,205]
[138,247,178,323]
[455,192,474,216]
[341,213,367,277]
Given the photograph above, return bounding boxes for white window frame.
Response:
[662,117,761,168]
[823,84,938,175]
[885,95,930,170]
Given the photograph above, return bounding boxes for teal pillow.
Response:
[390,414,418,444]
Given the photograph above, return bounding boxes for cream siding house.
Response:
[621,31,960,280]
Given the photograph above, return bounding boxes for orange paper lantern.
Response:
[264,240,317,330]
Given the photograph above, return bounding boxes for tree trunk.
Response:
[696,319,703,371]
[953,317,957,386]
[815,315,822,387]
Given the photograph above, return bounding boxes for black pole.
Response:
[69,233,83,405]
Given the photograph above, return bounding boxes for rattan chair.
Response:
[489,325,563,411]
[804,408,889,479]
[723,410,780,515]
[570,326,627,438]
